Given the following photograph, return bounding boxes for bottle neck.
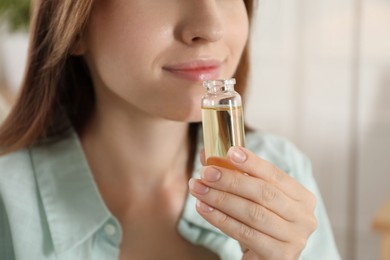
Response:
[203,78,236,94]
[206,84,235,94]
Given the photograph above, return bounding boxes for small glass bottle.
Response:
[201,78,246,166]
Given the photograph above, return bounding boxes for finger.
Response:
[226,146,310,201]
[194,199,289,259]
[200,149,206,166]
[189,179,295,241]
[200,166,300,221]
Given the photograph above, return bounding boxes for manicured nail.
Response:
[196,200,214,213]
[189,179,209,195]
[228,146,247,163]
[202,167,221,182]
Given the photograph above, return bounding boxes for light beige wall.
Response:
[247,0,390,259]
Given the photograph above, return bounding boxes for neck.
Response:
[80,102,192,193]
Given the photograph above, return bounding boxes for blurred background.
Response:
[0,0,389,259]
[246,0,390,259]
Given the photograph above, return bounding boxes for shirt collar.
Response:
[29,126,228,254]
[30,129,112,255]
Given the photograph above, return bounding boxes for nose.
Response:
[176,1,224,45]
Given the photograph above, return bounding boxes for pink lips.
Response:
[163,60,222,82]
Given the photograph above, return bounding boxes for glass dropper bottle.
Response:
[201,78,246,166]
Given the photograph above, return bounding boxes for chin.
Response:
[162,108,202,123]
[185,106,203,123]
[170,114,202,124]
[169,96,203,122]
[187,118,202,123]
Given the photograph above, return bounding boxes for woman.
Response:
[0,0,340,259]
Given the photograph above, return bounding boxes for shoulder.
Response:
[245,130,312,181]
[246,130,303,156]
[0,147,39,211]
[0,148,35,190]
[0,147,32,166]
[0,148,38,258]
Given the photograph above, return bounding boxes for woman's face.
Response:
[82,0,249,122]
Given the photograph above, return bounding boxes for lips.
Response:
[163,59,222,82]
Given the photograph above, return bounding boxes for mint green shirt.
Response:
[0,129,340,260]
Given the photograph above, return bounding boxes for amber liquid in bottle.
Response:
[202,105,245,169]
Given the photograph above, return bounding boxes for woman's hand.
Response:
[189,146,317,260]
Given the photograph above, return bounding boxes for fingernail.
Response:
[196,200,214,213]
[228,146,247,163]
[189,179,209,195]
[202,167,221,182]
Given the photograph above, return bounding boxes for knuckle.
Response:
[289,239,307,260]
[217,212,230,225]
[309,216,318,232]
[299,214,317,236]
[229,174,241,192]
[301,190,317,212]
[306,193,317,213]
[270,164,284,182]
[296,237,308,250]
[215,191,228,207]
[310,193,317,210]
[237,223,255,241]
[248,204,266,223]
[261,184,277,202]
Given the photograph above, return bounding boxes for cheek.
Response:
[85,3,171,88]
[231,9,249,56]
[223,17,249,77]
